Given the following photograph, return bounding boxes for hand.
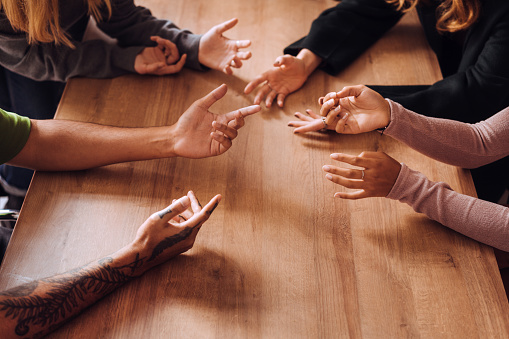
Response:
[198,18,252,75]
[135,36,187,75]
[322,152,401,199]
[288,108,342,134]
[132,191,221,272]
[170,84,261,158]
[288,85,391,134]
[244,55,309,108]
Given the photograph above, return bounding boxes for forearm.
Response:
[385,100,509,168]
[0,243,145,338]
[388,164,509,251]
[8,120,177,171]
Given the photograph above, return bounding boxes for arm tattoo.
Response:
[148,227,194,262]
[0,254,145,336]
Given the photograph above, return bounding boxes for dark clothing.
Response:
[285,0,509,202]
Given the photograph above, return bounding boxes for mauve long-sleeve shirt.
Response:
[385,100,509,250]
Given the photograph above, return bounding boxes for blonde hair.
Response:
[0,0,112,48]
[386,0,481,32]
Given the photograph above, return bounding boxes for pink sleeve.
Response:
[384,100,509,168]
[387,164,509,251]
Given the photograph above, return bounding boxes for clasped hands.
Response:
[135,18,251,75]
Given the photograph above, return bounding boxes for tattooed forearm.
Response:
[0,254,145,337]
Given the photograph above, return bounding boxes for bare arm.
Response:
[0,192,221,338]
[7,84,260,171]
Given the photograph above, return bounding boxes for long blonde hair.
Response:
[0,0,111,48]
[386,0,481,32]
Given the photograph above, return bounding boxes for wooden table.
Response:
[2,0,509,337]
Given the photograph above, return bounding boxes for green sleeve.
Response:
[0,108,32,165]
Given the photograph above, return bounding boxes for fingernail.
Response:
[326,174,333,180]
[334,106,341,113]
[326,99,335,106]
[322,165,331,172]
[330,154,339,159]
[342,112,348,119]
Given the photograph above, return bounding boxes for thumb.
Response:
[216,18,238,34]
[156,196,191,223]
[274,55,295,67]
[197,84,228,109]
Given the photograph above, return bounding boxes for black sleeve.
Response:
[284,0,402,75]
[371,7,509,123]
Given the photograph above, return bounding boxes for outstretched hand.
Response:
[135,36,187,75]
[171,84,261,158]
[244,55,309,108]
[132,191,222,273]
[323,152,401,199]
[288,85,391,134]
[199,18,252,75]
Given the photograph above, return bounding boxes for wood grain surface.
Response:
[1,0,508,338]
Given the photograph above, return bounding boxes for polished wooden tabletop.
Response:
[2,0,509,337]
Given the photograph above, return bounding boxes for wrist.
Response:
[109,242,150,278]
[377,99,392,133]
[160,125,178,158]
[296,49,322,76]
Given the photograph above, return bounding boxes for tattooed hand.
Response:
[132,191,221,272]
[170,84,261,158]
[0,191,221,338]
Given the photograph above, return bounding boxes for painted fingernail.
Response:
[326,174,333,180]
[322,165,331,172]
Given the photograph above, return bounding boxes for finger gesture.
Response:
[288,85,391,134]
[199,18,252,75]
[244,55,308,108]
[133,191,222,271]
[135,36,187,75]
[322,152,401,199]
[172,84,261,158]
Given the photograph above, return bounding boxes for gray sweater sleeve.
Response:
[95,0,203,70]
[0,0,203,82]
[0,31,143,81]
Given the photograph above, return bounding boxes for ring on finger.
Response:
[361,170,365,180]
[320,116,328,131]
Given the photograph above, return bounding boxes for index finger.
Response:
[330,153,371,168]
[156,196,191,222]
[224,105,261,120]
[292,119,324,134]
[244,74,268,94]
[158,54,187,74]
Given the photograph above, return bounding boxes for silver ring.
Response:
[361,170,365,180]
[236,40,240,48]
[321,116,328,129]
